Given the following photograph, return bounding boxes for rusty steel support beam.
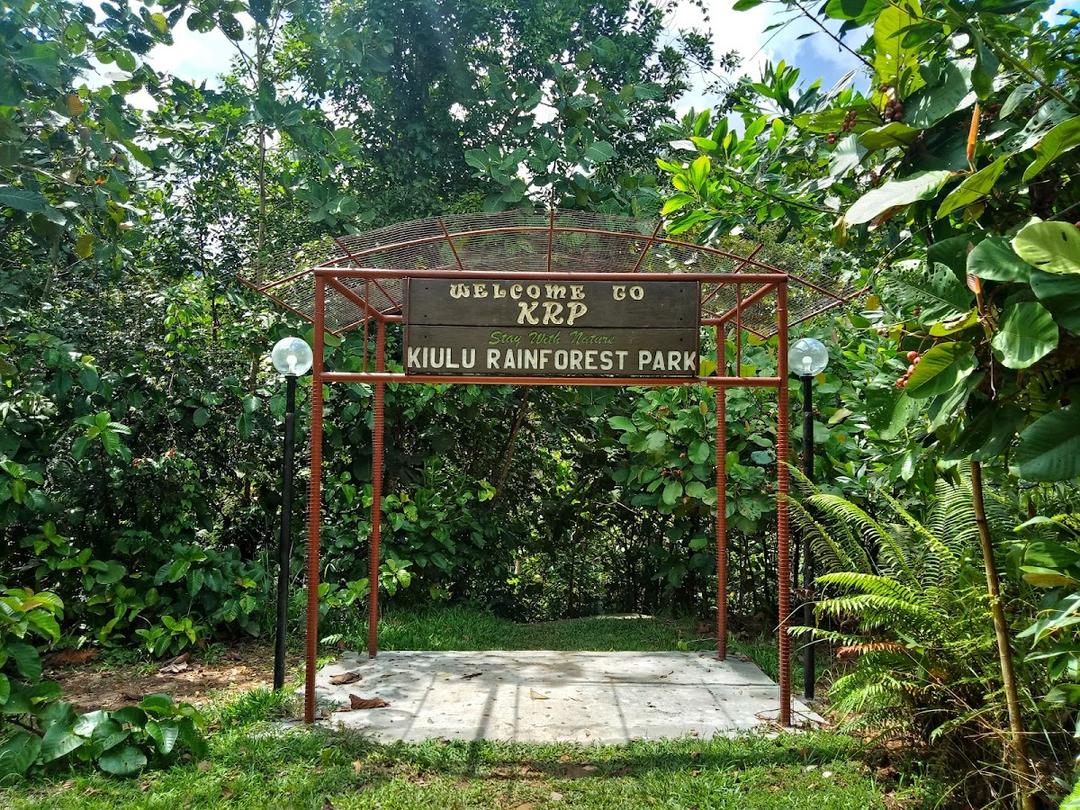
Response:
[776,281,793,727]
[700,244,764,308]
[304,276,326,725]
[715,322,728,661]
[331,236,402,314]
[367,321,387,659]
[326,276,385,323]
[438,217,468,274]
[631,220,665,274]
[715,283,776,326]
[319,372,781,388]
[316,268,788,284]
[313,224,786,274]
[546,208,555,275]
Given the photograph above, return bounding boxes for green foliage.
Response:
[0,589,205,780]
[794,475,1061,804]
[659,0,1080,481]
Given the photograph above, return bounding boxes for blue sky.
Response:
[131,1,866,110]
[131,0,1076,112]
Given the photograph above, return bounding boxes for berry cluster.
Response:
[841,109,859,133]
[895,350,920,388]
[884,97,904,122]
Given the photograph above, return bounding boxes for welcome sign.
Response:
[404,278,700,378]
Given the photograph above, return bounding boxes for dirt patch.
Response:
[47,641,300,712]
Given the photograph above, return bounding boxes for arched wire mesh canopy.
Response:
[241,209,861,336]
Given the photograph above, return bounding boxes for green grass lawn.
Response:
[3,607,938,809]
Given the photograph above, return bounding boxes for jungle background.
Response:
[2,0,1080,806]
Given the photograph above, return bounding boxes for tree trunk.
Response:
[970,461,1036,810]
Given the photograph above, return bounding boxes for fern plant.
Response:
[792,471,1057,803]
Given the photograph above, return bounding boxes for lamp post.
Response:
[270,337,313,690]
[787,337,829,701]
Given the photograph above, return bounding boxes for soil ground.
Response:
[46,641,300,712]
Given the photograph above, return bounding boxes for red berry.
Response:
[907,364,916,375]
[906,351,918,361]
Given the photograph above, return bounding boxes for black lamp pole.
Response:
[273,373,298,691]
[800,374,816,700]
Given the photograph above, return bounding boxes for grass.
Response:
[3,607,937,808]
[5,700,928,809]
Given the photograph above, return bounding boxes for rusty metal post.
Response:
[776,281,793,726]
[367,319,387,658]
[303,276,326,724]
[715,323,728,660]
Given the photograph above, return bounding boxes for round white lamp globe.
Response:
[788,337,829,378]
[271,337,313,377]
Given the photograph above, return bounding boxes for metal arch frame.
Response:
[242,218,856,338]
[301,263,795,730]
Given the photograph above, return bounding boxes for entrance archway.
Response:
[243,209,858,727]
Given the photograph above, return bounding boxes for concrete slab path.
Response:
[311,650,822,744]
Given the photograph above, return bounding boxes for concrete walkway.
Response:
[311,650,822,743]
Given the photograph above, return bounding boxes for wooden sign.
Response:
[404,278,700,377]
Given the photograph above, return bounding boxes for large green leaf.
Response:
[936,156,1009,219]
[584,140,615,164]
[0,730,41,776]
[967,237,1032,282]
[661,480,683,506]
[858,122,920,152]
[74,709,111,737]
[0,186,65,225]
[6,640,42,680]
[146,719,179,755]
[1030,270,1080,334]
[904,60,975,128]
[1022,116,1080,182]
[927,235,971,277]
[927,371,983,430]
[844,170,952,225]
[0,186,49,212]
[946,402,1023,460]
[39,721,83,763]
[904,341,976,399]
[1012,221,1080,275]
[823,0,886,23]
[1014,406,1080,482]
[865,385,920,439]
[991,302,1058,369]
[97,744,147,776]
[829,134,865,179]
[884,261,973,324]
[794,105,881,135]
[872,4,924,97]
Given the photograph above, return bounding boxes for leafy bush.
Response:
[794,476,1065,804]
[0,588,206,780]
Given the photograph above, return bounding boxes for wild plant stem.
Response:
[970,461,1036,810]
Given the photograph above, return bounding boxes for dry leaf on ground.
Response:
[343,694,390,710]
[159,652,191,674]
[46,649,97,667]
[528,689,550,700]
[329,671,361,685]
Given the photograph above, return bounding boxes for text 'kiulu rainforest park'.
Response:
[404,278,701,378]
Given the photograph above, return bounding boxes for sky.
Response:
[124,1,869,110]
[125,0,1076,113]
